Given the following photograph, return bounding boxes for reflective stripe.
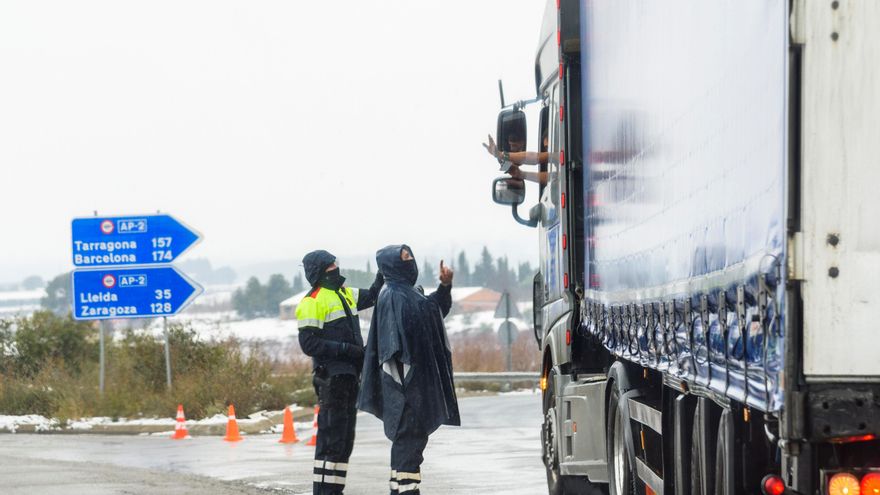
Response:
[298,318,323,329]
[397,472,421,481]
[325,309,347,322]
[390,481,399,490]
[313,474,346,486]
[313,460,348,471]
[398,483,420,492]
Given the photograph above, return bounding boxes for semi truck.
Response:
[490,1,880,494]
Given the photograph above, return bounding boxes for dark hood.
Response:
[376,244,413,285]
[302,250,336,286]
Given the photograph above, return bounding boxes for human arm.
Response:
[508,164,549,185]
[356,271,384,310]
[427,260,453,317]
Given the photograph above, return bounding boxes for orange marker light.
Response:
[862,473,880,495]
[828,473,861,495]
[565,328,571,345]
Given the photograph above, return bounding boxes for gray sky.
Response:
[0,0,545,283]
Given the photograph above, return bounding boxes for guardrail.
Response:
[453,371,540,382]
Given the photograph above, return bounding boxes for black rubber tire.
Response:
[542,370,565,495]
[606,385,636,495]
[690,401,717,495]
[714,413,731,495]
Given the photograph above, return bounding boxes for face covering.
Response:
[400,259,419,286]
[320,267,346,290]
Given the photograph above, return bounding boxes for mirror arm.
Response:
[511,204,538,228]
[512,96,541,112]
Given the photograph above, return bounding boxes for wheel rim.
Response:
[612,402,628,495]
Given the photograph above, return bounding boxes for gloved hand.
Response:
[372,271,384,289]
[339,343,365,360]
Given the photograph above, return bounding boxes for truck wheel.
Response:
[714,412,732,495]
[606,385,635,495]
[690,400,717,495]
[542,370,565,495]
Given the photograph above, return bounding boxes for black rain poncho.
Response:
[357,245,460,440]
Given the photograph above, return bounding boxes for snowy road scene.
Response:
[0,393,546,495]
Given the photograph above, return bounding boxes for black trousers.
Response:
[313,373,358,495]
[389,406,429,495]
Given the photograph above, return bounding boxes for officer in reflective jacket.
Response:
[297,249,383,495]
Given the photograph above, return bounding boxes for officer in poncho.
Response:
[358,244,460,495]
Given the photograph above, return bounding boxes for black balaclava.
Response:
[400,248,418,286]
[320,267,346,291]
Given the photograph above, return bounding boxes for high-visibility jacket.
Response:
[297,284,381,377]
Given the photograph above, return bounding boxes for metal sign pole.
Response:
[163,317,172,390]
[505,291,512,373]
[99,321,106,395]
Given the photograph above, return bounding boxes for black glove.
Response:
[372,271,384,289]
[339,343,365,360]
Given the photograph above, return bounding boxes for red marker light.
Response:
[862,473,880,495]
[557,29,561,46]
[560,105,565,121]
[565,329,571,345]
[560,149,565,165]
[561,192,566,208]
[562,234,567,250]
[761,475,786,495]
[564,273,569,288]
[559,63,564,79]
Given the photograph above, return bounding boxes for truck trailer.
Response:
[490,1,880,494]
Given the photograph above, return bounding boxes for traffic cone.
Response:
[278,406,299,444]
[171,404,190,440]
[306,405,319,446]
[223,404,243,442]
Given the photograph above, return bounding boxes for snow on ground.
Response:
[0,415,61,433]
[1,405,305,434]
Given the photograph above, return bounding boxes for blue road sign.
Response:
[71,266,203,320]
[71,214,201,267]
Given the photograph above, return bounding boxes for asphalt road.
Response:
[0,392,547,494]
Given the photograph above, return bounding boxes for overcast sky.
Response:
[0,0,546,284]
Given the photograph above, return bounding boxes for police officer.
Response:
[297,249,383,495]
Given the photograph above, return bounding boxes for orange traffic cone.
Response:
[278,406,299,444]
[171,404,190,440]
[223,404,243,442]
[306,405,319,446]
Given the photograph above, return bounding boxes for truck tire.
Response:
[606,384,636,495]
[542,370,566,495]
[690,399,717,495]
[714,411,733,495]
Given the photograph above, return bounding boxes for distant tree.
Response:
[21,275,45,290]
[341,268,375,289]
[418,260,437,287]
[472,246,496,287]
[491,256,516,291]
[292,273,305,294]
[264,274,294,317]
[232,277,265,319]
[456,251,471,286]
[41,272,71,316]
[517,261,534,284]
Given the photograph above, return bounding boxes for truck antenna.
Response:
[498,79,506,108]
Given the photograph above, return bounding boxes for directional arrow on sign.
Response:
[71,266,203,321]
[71,214,201,267]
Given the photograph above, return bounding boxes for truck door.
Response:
[538,83,565,321]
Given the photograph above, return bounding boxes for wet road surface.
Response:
[0,392,547,494]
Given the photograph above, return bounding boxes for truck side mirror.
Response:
[492,177,526,205]
[496,109,528,158]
